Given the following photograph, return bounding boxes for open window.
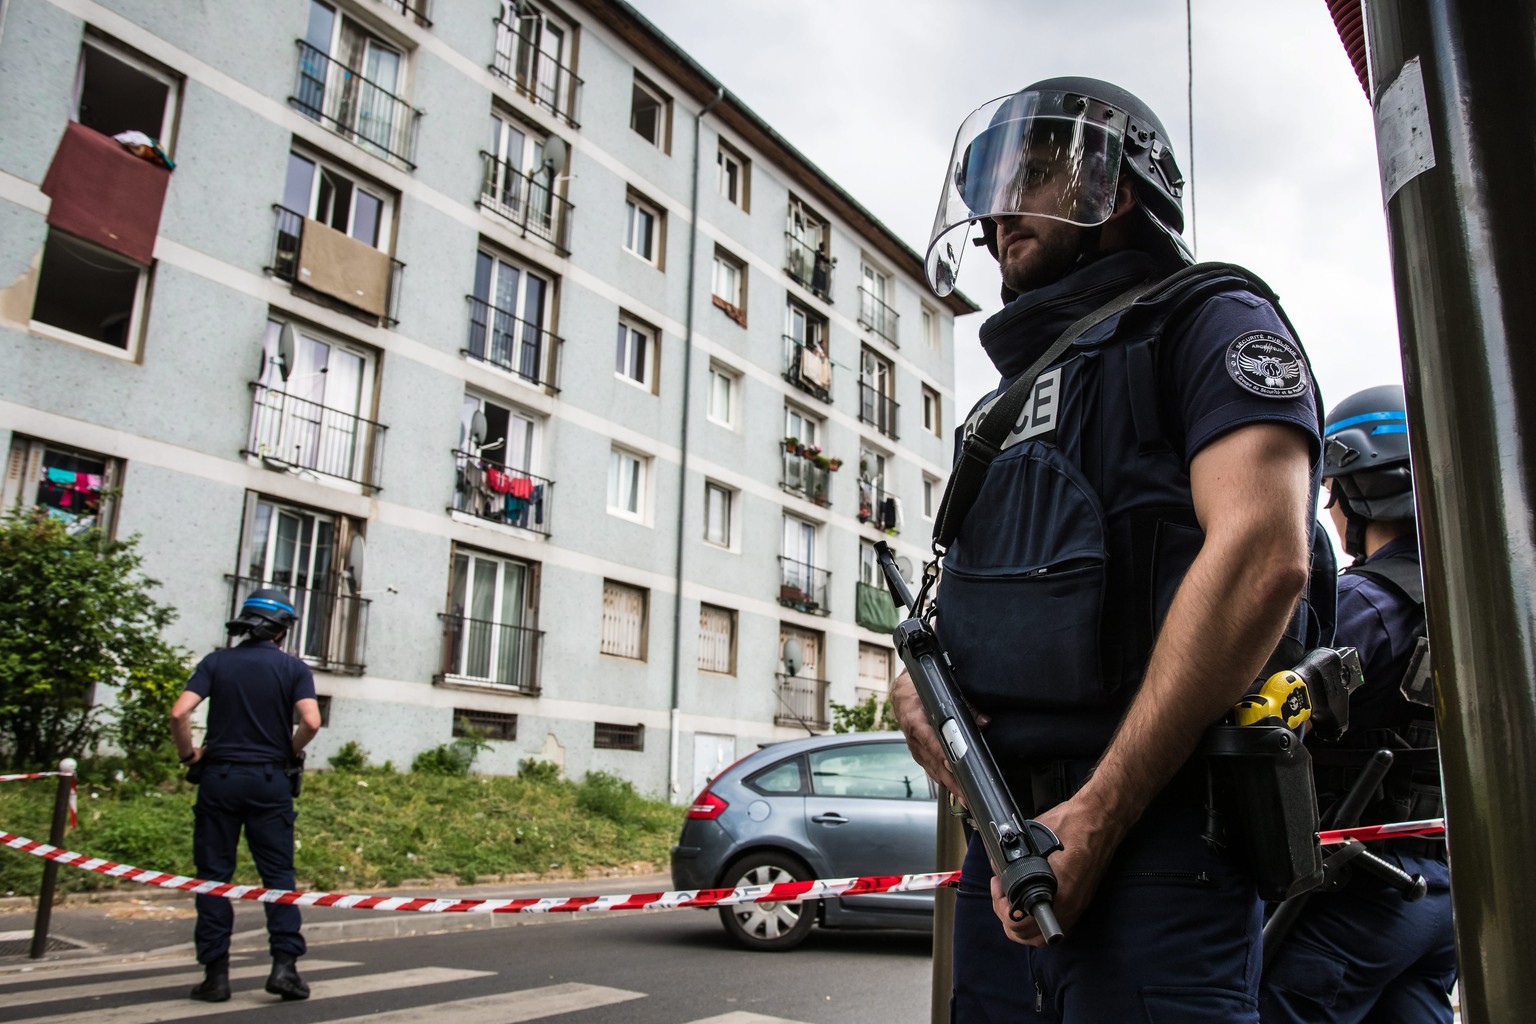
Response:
[75,37,181,153]
[607,445,648,521]
[624,191,664,266]
[711,245,746,326]
[615,314,658,392]
[3,436,122,535]
[718,139,749,210]
[480,109,569,251]
[492,0,582,127]
[440,546,542,694]
[454,393,550,534]
[293,0,417,168]
[860,347,899,440]
[784,300,831,402]
[859,260,899,344]
[30,230,149,354]
[629,72,671,151]
[785,197,832,300]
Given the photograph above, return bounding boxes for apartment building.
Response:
[0,0,977,799]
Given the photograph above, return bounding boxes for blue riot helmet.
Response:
[1323,384,1416,557]
[926,77,1190,297]
[227,587,299,640]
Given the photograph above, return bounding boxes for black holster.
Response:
[285,752,306,798]
[1203,725,1323,901]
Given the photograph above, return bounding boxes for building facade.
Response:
[0,0,976,798]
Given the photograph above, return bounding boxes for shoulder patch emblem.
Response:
[1226,331,1310,399]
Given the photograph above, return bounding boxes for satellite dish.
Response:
[346,533,365,587]
[469,409,488,447]
[782,638,803,677]
[895,555,914,583]
[542,136,568,177]
[276,323,296,382]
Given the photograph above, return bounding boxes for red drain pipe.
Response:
[1327,0,1370,98]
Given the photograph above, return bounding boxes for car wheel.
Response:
[716,852,817,951]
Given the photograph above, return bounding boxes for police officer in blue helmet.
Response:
[1261,386,1457,1022]
[894,78,1333,1021]
[170,588,322,1003]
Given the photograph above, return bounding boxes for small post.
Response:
[29,757,76,960]
[930,800,965,1024]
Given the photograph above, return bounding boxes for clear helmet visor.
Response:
[925,93,1124,295]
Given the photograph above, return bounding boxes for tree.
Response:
[829,693,899,733]
[0,509,190,772]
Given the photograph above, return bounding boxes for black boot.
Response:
[189,957,230,1002]
[266,951,310,1001]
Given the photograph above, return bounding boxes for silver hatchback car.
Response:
[671,731,937,950]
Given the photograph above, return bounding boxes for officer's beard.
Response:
[997,223,1092,296]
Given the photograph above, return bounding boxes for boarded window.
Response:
[595,722,644,751]
[698,604,736,674]
[857,643,893,703]
[601,579,648,659]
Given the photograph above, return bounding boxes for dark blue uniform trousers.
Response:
[193,763,305,964]
[953,784,1262,1023]
[1259,854,1455,1023]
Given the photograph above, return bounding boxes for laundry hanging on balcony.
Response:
[40,121,173,264]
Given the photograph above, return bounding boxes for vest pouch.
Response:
[1203,724,1323,901]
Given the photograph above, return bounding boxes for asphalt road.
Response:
[0,907,934,1024]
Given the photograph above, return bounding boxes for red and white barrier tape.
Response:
[0,772,77,828]
[1318,817,1444,845]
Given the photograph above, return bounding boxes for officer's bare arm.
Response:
[170,691,204,763]
[292,698,322,756]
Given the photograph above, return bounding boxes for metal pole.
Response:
[930,800,965,1024]
[29,757,76,959]
[1362,3,1536,1020]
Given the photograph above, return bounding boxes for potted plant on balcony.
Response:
[812,453,832,470]
[783,436,800,454]
[827,456,843,471]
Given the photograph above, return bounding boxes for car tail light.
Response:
[687,789,729,819]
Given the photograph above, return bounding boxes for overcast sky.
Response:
[627,0,1403,420]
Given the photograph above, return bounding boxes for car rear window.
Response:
[809,743,930,800]
[746,757,805,794]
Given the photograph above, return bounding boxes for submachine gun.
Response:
[873,541,1065,943]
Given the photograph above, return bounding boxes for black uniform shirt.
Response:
[185,640,316,763]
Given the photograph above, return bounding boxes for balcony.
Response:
[245,383,387,491]
[290,41,421,171]
[491,18,583,128]
[372,0,431,27]
[783,335,832,403]
[269,206,405,327]
[775,672,829,731]
[465,295,563,390]
[450,450,553,536]
[855,580,901,633]
[858,483,901,535]
[479,152,573,254]
[784,233,833,302]
[858,288,900,346]
[780,444,837,507]
[435,613,543,695]
[228,575,369,675]
[859,382,900,440]
[778,556,830,615]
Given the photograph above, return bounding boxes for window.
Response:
[718,140,749,210]
[615,317,657,391]
[443,548,539,691]
[481,110,563,247]
[30,230,149,353]
[251,319,380,486]
[808,742,928,800]
[711,247,746,325]
[776,626,825,727]
[75,37,180,152]
[858,541,882,587]
[468,248,552,384]
[595,722,645,751]
[459,394,537,470]
[624,192,662,265]
[607,446,646,519]
[785,406,822,451]
[456,394,547,531]
[923,474,939,520]
[922,306,939,352]
[784,301,831,401]
[492,1,578,126]
[858,642,894,704]
[295,1,413,167]
[860,348,899,439]
[600,580,648,659]
[293,694,332,728]
[923,385,942,437]
[859,446,899,531]
[274,152,399,321]
[3,436,122,535]
[780,515,824,612]
[704,482,733,548]
[454,709,518,741]
[707,363,739,428]
[629,72,670,150]
[785,198,831,300]
[282,151,393,251]
[859,262,898,344]
[237,495,367,672]
[698,603,737,674]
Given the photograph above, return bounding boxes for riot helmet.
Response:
[226,587,298,641]
[925,77,1190,297]
[1322,384,1415,557]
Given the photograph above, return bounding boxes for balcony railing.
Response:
[228,575,369,675]
[859,382,900,440]
[784,233,833,302]
[858,483,901,534]
[858,287,900,346]
[290,41,421,170]
[783,335,832,403]
[269,205,406,327]
[372,0,431,27]
[781,449,832,507]
[465,295,562,390]
[450,449,553,536]
[491,18,583,128]
[775,672,829,731]
[778,556,830,615]
[479,152,573,254]
[245,383,387,490]
[435,613,543,694]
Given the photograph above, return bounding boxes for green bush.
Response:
[410,743,473,777]
[576,771,642,823]
[829,693,898,733]
[327,740,369,773]
[517,758,562,784]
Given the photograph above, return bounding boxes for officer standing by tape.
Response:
[170,588,321,1003]
[1260,385,1457,1022]
[894,78,1333,1021]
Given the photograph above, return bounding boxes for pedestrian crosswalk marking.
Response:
[1,959,357,1008]
[0,955,257,987]
[24,965,494,1024]
[684,1014,817,1024]
[321,981,646,1023]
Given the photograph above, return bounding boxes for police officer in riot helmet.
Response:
[170,588,322,1003]
[896,77,1331,1020]
[1260,386,1457,1022]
